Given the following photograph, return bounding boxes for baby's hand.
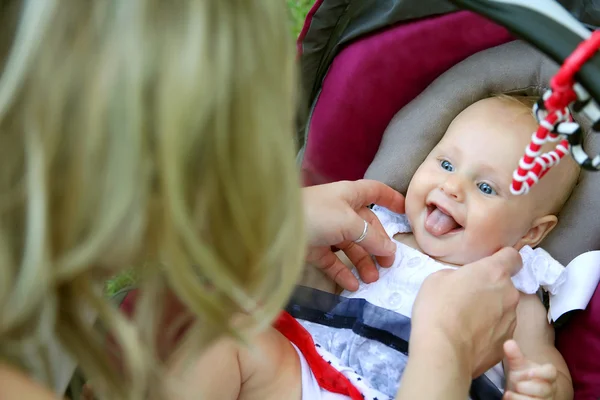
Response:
[503,340,558,400]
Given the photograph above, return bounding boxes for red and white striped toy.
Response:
[510,105,572,195]
[511,30,600,195]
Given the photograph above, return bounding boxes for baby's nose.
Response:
[440,175,465,201]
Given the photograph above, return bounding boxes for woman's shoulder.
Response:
[168,326,301,400]
[237,327,302,400]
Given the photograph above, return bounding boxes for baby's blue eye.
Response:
[478,182,496,195]
[440,160,454,172]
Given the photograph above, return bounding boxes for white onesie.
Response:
[296,205,567,399]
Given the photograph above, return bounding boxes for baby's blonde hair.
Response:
[0,1,304,399]
[493,93,539,116]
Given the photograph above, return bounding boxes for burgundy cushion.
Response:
[556,284,600,400]
[301,11,513,185]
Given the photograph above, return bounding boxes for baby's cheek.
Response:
[466,214,513,250]
[461,235,501,263]
[404,194,422,226]
[500,207,535,240]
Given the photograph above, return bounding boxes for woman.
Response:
[0,1,520,399]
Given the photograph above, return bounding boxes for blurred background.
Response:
[287,0,313,37]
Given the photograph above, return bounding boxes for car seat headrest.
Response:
[365,40,600,264]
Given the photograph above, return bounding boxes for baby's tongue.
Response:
[425,207,459,237]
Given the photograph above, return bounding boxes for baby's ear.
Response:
[515,215,558,249]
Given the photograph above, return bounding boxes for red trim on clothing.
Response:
[274,311,363,400]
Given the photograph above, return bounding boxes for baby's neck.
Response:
[392,232,463,268]
[392,232,421,251]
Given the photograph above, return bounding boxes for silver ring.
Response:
[354,220,368,243]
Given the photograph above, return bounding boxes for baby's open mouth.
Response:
[425,204,464,237]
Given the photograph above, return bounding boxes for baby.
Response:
[295,95,579,400]
[194,95,579,400]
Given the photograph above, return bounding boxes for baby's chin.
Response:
[413,232,474,267]
[419,239,504,267]
[429,253,470,268]
[422,247,467,267]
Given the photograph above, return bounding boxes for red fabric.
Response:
[274,311,363,400]
[300,11,513,186]
[555,283,600,400]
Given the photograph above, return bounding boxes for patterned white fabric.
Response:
[298,320,404,399]
[291,343,354,400]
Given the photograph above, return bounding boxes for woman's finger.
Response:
[357,207,396,267]
[343,209,396,259]
[342,180,405,214]
[339,242,378,284]
[309,249,360,291]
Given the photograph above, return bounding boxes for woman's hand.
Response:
[411,247,523,377]
[396,248,522,400]
[302,180,405,291]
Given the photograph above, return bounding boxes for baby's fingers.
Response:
[503,390,538,400]
[504,340,530,372]
[510,363,557,383]
[512,379,555,399]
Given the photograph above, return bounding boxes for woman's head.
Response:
[0,0,303,398]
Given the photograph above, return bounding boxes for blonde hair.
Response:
[0,0,304,399]
[493,93,539,116]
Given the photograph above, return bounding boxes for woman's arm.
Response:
[396,331,472,400]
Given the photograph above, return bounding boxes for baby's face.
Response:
[405,97,544,266]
